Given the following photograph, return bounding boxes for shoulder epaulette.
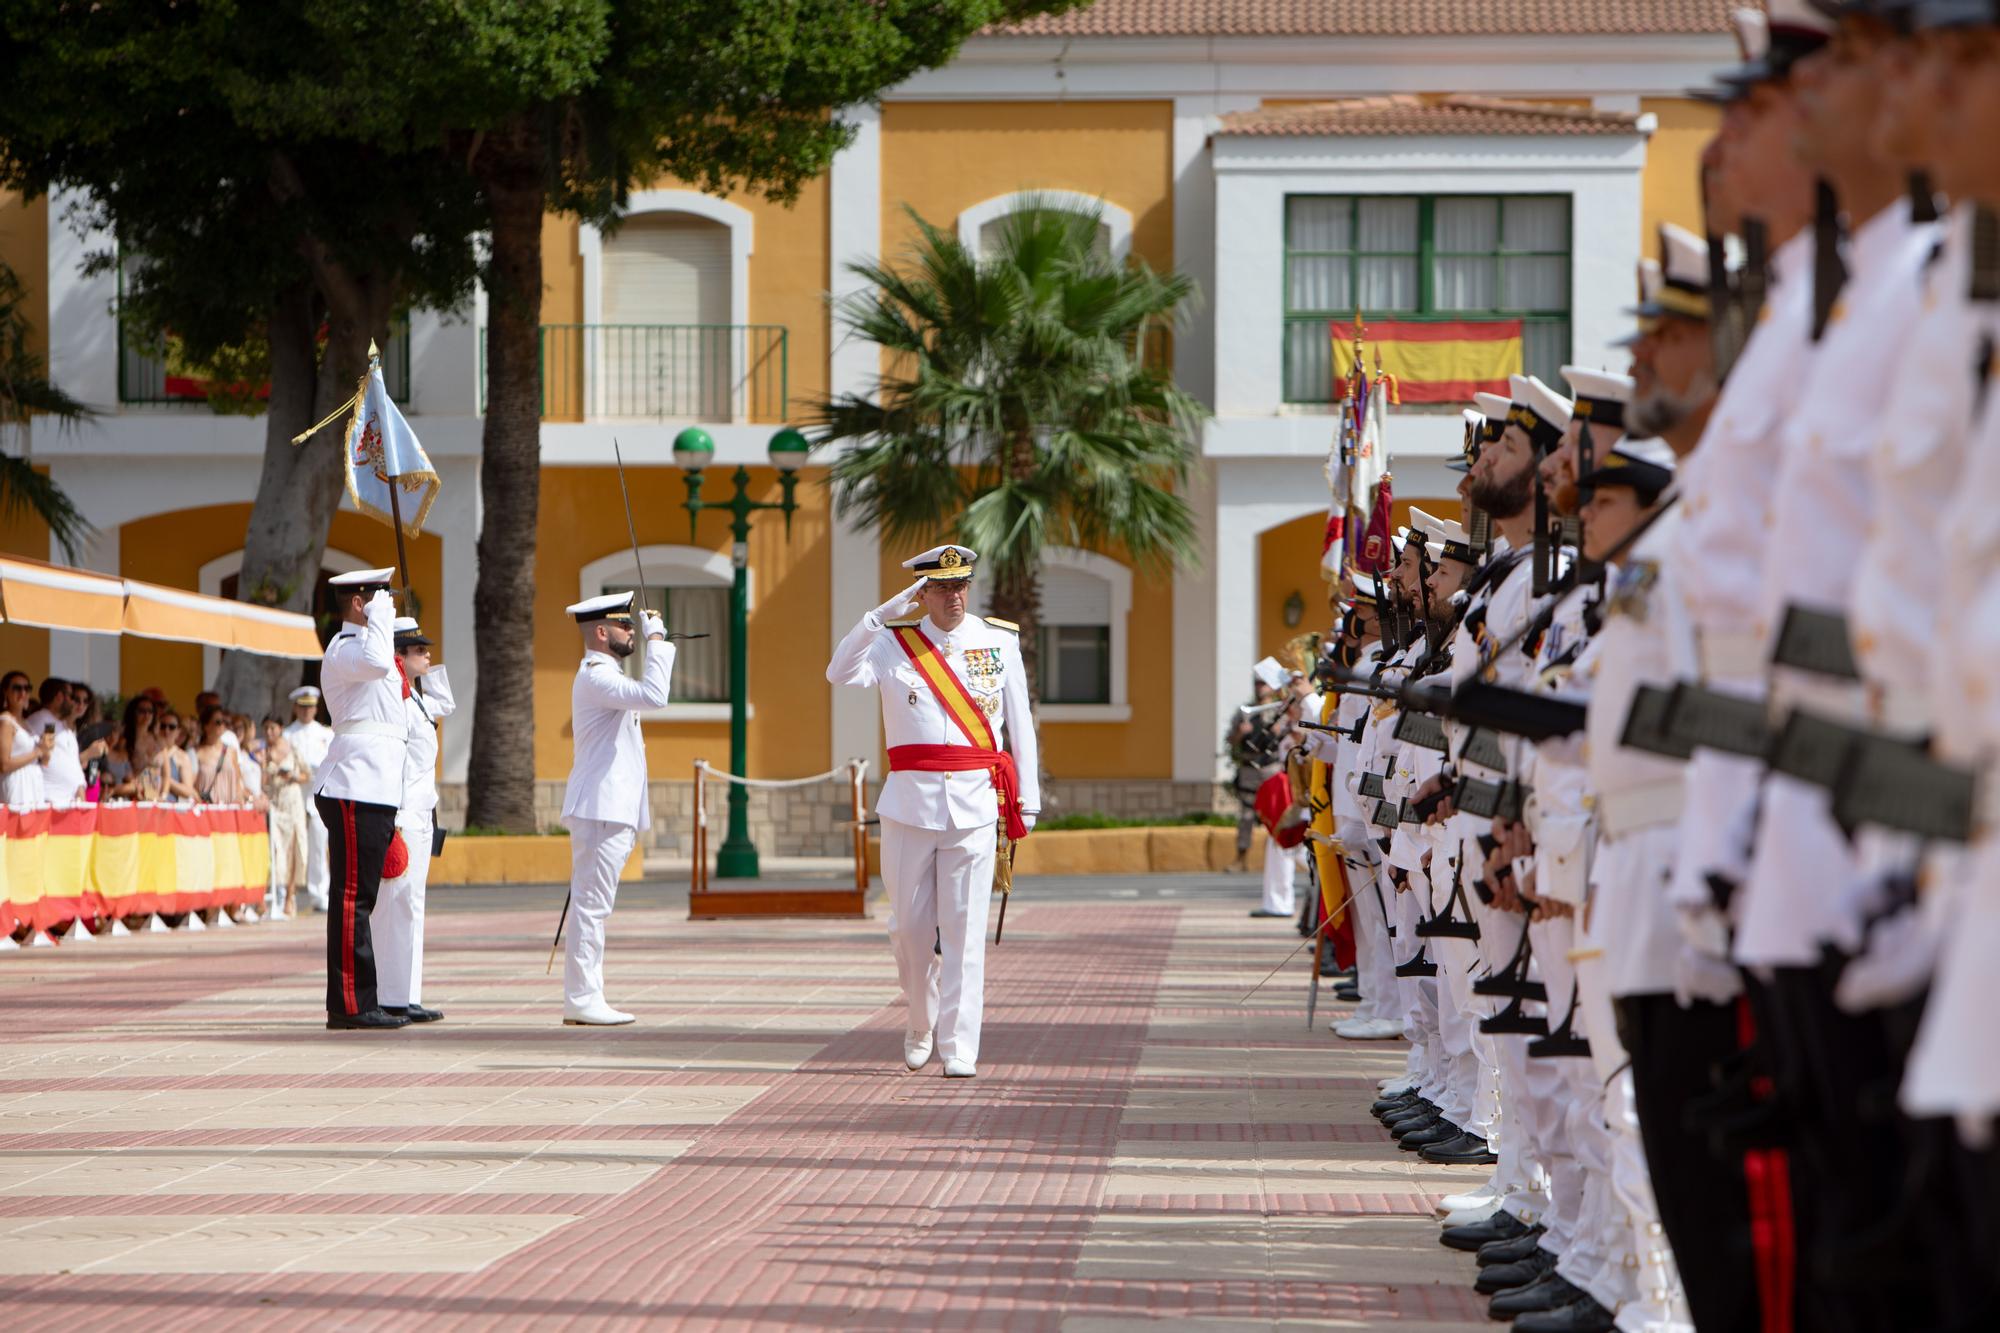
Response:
[885,617,923,628]
[981,616,1020,633]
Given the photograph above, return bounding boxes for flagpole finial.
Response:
[367,339,381,364]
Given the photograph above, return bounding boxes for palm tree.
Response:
[814,201,1207,695]
[0,259,91,561]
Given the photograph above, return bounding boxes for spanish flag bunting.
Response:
[1332,317,1522,404]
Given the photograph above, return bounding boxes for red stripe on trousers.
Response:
[1736,994,1795,1333]
[339,799,359,1015]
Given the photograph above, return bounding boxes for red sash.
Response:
[887,745,1028,840]
[886,624,1026,838]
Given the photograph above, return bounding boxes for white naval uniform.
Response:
[284,717,335,910]
[1736,203,1936,970]
[1664,232,1817,925]
[559,641,674,1012]
[373,668,456,1010]
[827,608,1040,1068]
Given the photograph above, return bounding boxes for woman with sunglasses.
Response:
[193,705,246,805]
[143,712,199,803]
[1,670,51,807]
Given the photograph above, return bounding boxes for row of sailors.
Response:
[1297,5,2000,1329]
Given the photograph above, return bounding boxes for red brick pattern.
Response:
[0,893,1486,1328]
[995,0,1738,39]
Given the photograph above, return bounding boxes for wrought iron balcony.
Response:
[482,323,789,424]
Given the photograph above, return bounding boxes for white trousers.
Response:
[1260,838,1302,915]
[1341,835,1396,1022]
[881,816,996,1065]
[373,812,433,1009]
[304,801,331,910]
[564,818,637,1009]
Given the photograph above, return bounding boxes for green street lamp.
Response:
[673,425,806,878]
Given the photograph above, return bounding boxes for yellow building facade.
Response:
[7,13,1730,849]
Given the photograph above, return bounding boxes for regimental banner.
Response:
[0,804,269,936]
[342,359,440,539]
[1332,317,1522,404]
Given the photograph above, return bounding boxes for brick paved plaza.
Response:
[0,875,1489,1330]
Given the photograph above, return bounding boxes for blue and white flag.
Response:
[341,354,438,539]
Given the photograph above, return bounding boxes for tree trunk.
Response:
[213,282,341,720]
[465,122,546,832]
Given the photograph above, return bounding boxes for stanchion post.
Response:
[850,761,866,894]
[691,760,707,898]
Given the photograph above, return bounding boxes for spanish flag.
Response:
[1332,318,1522,404]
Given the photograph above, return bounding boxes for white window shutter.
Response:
[600,215,732,417]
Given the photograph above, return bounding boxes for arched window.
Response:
[577,545,746,721]
[972,547,1132,722]
[957,191,1135,264]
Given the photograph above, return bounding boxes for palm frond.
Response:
[0,453,93,563]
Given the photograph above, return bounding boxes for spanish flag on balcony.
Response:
[1331,318,1522,405]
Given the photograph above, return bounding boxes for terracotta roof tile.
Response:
[1214,96,1642,138]
[995,1,1740,39]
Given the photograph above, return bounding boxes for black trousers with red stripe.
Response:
[315,795,397,1017]
[1618,991,1762,1333]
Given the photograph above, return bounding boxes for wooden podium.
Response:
[686,759,872,920]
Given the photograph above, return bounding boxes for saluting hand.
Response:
[642,611,666,641]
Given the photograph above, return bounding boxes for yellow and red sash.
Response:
[887,623,1028,839]
[890,623,997,750]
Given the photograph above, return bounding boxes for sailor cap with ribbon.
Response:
[1411,506,1478,566]
[327,567,397,593]
[903,543,979,582]
[1561,367,1635,432]
[392,616,433,649]
[1577,437,1678,501]
[1506,374,1572,452]
[566,591,636,625]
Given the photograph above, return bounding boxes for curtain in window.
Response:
[1356,199,1418,310]
[1433,198,1498,312]
[1501,198,1570,312]
[1286,198,1352,313]
[603,582,730,702]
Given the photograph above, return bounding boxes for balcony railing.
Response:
[481,323,789,424]
[118,324,411,407]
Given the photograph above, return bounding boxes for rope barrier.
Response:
[693,759,870,789]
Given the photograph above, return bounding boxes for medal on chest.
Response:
[962,647,1003,690]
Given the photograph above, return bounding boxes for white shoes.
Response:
[1332,1016,1404,1040]
[904,1029,935,1070]
[1437,1183,1499,1215]
[1439,1198,1505,1227]
[562,1001,635,1026]
[943,1057,977,1078]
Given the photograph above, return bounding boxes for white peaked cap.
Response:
[1252,656,1293,691]
[1409,506,1468,547]
[392,616,420,634]
[902,543,979,581]
[287,686,321,702]
[1474,391,1512,420]
[1462,408,1485,428]
[566,591,636,621]
[1613,437,1678,470]
[1561,367,1635,405]
[328,567,396,586]
[1511,374,1574,432]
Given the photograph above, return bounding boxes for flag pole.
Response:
[369,341,415,604]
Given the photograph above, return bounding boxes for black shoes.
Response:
[1398,1119,1463,1151]
[1476,1224,1547,1267]
[1439,1208,1531,1252]
[1488,1267,1578,1314]
[1249,908,1290,918]
[383,1004,443,1023]
[326,1008,409,1030]
[1372,1091,1422,1118]
[1420,1132,1498,1165]
[1512,1293,1616,1332]
[1473,1245,1556,1295]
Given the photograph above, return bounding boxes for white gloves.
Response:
[367,588,395,619]
[1020,812,1037,834]
[1674,944,1743,1008]
[642,611,666,640]
[1835,906,1940,1015]
[873,580,926,624]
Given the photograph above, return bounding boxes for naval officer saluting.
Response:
[559,591,673,1025]
[315,567,411,1030]
[827,544,1040,1078]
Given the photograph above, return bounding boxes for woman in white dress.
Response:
[0,670,50,807]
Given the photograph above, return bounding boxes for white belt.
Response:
[1869,681,1931,738]
[1767,667,1866,726]
[1697,629,1765,682]
[1596,779,1686,838]
[333,720,405,740]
